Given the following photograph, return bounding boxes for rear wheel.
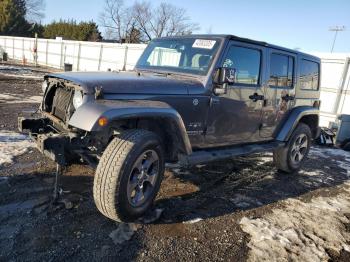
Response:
[273,123,311,173]
[93,129,164,222]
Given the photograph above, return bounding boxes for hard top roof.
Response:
[157,34,320,61]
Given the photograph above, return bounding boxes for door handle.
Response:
[282,94,295,101]
[249,93,264,102]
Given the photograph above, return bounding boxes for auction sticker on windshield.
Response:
[192,39,216,49]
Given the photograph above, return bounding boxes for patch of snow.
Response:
[241,168,251,173]
[0,65,44,79]
[0,130,34,167]
[183,218,203,224]
[0,93,42,104]
[310,147,350,159]
[309,147,350,177]
[264,174,275,179]
[1,73,42,79]
[299,170,321,176]
[337,161,350,177]
[0,65,31,71]
[230,194,263,208]
[252,152,273,165]
[257,156,272,164]
[109,223,139,245]
[28,96,42,103]
[240,183,350,261]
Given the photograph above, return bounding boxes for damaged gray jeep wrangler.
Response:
[19,35,321,222]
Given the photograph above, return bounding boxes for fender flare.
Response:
[68,100,192,155]
[274,106,319,141]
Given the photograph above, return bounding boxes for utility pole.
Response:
[329,26,346,53]
[34,33,38,67]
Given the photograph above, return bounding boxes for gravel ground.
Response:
[0,64,350,261]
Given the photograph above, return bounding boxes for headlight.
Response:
[73,91,83,109]
[41,80,48,93]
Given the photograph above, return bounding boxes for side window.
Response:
[300,59,320,90]
[223,46,261,85]
[269,53,294,87]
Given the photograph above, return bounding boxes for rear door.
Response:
[294,56,321,107]
[205,41,266,147]
[259,49,297,138]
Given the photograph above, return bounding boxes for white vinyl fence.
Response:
[0,36,146,71]
[0,36,349,128]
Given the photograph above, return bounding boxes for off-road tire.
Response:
[273,123,312,173]
[93,129,164,222]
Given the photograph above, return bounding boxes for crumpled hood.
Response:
[46,71,204,95]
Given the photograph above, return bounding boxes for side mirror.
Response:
[212,67,236,95]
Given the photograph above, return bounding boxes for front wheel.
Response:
[273,123,312,173]
[93,129,164,222]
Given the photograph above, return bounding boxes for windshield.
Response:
[136,38,221,75]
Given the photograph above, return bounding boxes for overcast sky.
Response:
[43,0,350,53]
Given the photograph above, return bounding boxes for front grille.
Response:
[51,86,73,121]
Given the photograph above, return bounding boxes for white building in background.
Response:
[0,36,349,128]
[311,52,350,127]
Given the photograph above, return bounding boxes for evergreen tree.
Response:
[79,22,102,41]
[0,0,31,36]
[43,20,102,41]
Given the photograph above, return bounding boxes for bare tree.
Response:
[100,0,199,42]
[99,0,138,43]
[25,0,45,23]
[132,1,153,42]
[133,1,199,42]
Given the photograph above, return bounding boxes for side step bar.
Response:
[179,141,285,167]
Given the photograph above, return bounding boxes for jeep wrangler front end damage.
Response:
[19,116,91,166]
[19,78,108,200]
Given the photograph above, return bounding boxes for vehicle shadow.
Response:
[155,147,350,224]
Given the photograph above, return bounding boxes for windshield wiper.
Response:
[136,69,171,77]
[136,69,201,80]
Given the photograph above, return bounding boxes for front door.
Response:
[205,41,266,147]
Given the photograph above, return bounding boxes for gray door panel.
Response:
[259,49,297,138]
[205,41,266,147]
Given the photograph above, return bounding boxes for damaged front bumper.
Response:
[18,117,83,166]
